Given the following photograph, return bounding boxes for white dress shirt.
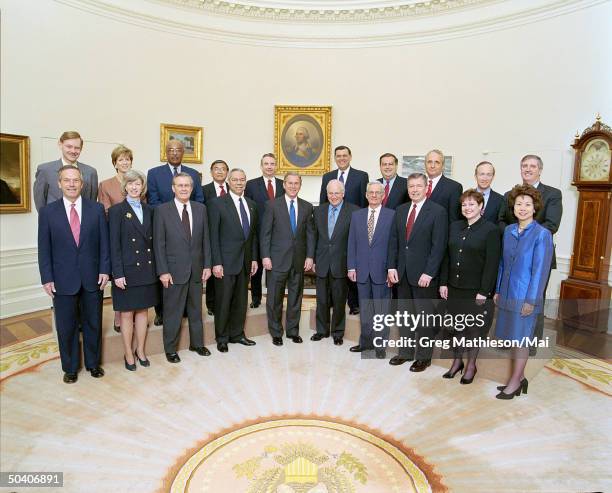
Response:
[366,204,382,232]
[61,158,79,168]
[408,198,426,223]
[427,173,443,193]
[214,181,228,196]
[174,198,192,234]
[168,164,182,175]
[262,176,276,195]
[229,191,250,225]
[337,166,351,183]
[63,196,82,224]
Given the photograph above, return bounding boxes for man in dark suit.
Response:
[347,181,395,359]
[387,173,448,372]
[378,153,408,210]
[312,179,359,345]
[208,168,258,353]
[202,159,229,316]
[147,140,205,206]
[245,153,284,308]
[33,131,98,212]
[260,172,315,346]
[498,154,563,351]
[146,139,204,325]
[38,166,110,383]
[319,145,369,315]
[153,172,212,363]
[474,161,504,224]
[424,149,463,223]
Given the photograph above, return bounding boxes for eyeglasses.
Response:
[167,148,183,154]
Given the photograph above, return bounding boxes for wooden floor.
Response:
[1,302,610,359]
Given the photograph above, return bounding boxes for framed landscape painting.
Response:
[0,133,30,214]
[275,105,332,176]
[401,154,453,178]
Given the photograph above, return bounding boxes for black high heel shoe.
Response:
[135,351,150,368]
[460,367,477,385]
[495,378,528,399]
[124,356,137,371]
[496,378,528,393]
[442,361,464,379]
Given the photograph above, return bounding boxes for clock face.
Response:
[580,138,611,181]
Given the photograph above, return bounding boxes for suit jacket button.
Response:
[137,262,140,266]
[456,274,460,278]
[136,250,139,254]
[132,238,136,242]
[148,261,152,264]
[147,248,151,252]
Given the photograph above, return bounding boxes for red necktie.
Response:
[267,179,274,200]
[405,204,417,240]
[219,184,226,196]
[382,180,390,206]
[70,203,80,245]
[426,179,433,198]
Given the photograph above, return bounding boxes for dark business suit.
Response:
[379,176,408,210]
[313,201,359,338]
[245,176,284,305]
[481,189,504,224]
[428,174,463,223]
[388,200,448,360]
[146,164,204,206]
[260,196,315,338]
[320,167,369,310]
[38,198,110,374]
[108,200,159,311]
[153,200,211,353]
[208,194,258,343]
[202,181,228,314]
[347,206,395,349]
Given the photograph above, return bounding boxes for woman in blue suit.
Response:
[109,170,159,371]
[494,185,553,399]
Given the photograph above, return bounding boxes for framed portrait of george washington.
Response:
[0,133,30,214]
[160,123,203,164]
[275,106,332,175]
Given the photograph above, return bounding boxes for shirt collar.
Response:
[329,200,343,212]
[229,190,243,201]
[168,163,181,173]
[174,197,190,209]
[61,158,78,168]
[63,195,82,207]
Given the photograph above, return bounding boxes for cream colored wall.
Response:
[1,0,611,317]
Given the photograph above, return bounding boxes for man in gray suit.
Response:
[153,172,212,363]
[312,179,358,345]
[33,131,98,211]
[261,171,315,346]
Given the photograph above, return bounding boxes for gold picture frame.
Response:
[0,133,30,214]
[275,105,332,176]
[160,123,203,164]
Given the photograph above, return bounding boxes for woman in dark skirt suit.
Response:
[109,170,159,371]
[439,189,501,384]
[494,185,553,399]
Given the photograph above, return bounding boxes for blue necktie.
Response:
[339,171,345,184]
[290,200,297,234]
[239,198,250,239]
[328,206,337,239]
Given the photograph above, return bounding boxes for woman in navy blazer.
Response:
[494,185,553,399]
[109,170,159,371]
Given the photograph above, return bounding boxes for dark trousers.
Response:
[356,277,390,349]
[53,287,103,373]
[397,275,439,360]
[266,267,304,338]
[205,278,215,313]
[315,273,348,337]
[162,275,204,353]
[214,269,248,343]
[250,258,264,304]
[347,279,359,309]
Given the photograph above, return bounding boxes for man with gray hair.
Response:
[153,172,212,363]
[260,171,315,346]
[312,179,359,345]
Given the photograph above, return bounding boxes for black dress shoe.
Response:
[230,336,256,346]
[135,352,150,367]
[310,333,328,341]
[376,349,386,359]
[289,335,303,343]
[349,345,365,352]
[189,346,211,356]
[165,352,181,363]
[349,307,360,315]
[442,361,464,379]
[409,360,431,372]
[272,337,283,346]
[249,301,261,308]
[389,355,412,366]
[333,337,343,346]
[217,342,228,353]
[87,367,105,378]
[113,324,121,333]
[460,368,477,385]
[154,314,163,326]
[124,357,137,371]
[63,372,78,384]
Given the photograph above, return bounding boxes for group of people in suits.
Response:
[36,132,561,400]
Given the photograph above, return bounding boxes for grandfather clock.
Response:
[559,115,612,332]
